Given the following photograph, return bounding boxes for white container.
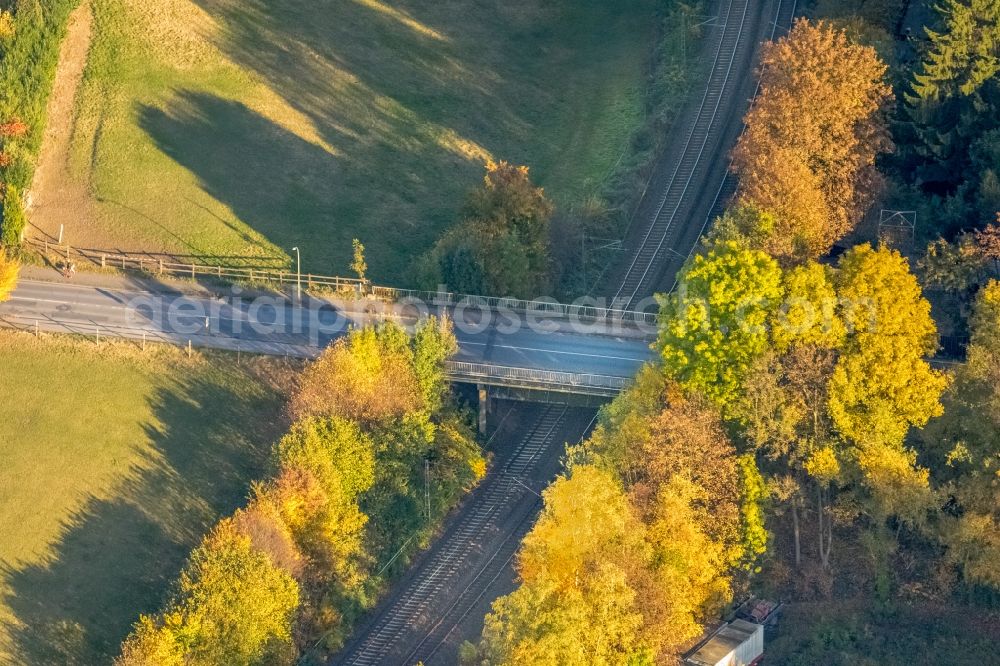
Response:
[684,619,765,666]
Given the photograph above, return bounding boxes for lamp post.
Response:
[292,246,301,301]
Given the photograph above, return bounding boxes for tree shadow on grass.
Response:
[0,367,286,664]
[143,0,651,283]
[138,91,353,277]
[183,0,546,282]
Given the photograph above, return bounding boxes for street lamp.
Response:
[292,246,301,301]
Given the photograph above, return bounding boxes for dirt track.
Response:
[28,0,93,242]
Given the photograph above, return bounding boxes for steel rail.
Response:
[613,0,752,308]
[335,406,569,665]
[400,411,601,665]
[667,0,800,294]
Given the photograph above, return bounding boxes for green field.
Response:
[42,0,658,283]
[0,332,293,663]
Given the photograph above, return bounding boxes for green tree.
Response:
[734,345,844,567]
[921,280,1000,588]
[411,316,458,413]
[906,0,1000,208]
[657,241,784,412]
[703,203,777,252]
[911,0,1000,101]
[422,161,554,297]
[276,417,375,499]
[351,238,367,282]
[918,235,986,293]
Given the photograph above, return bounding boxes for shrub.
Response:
[1,183,26,246]
[0,0,82,190]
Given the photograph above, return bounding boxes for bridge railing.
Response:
[371,287,658,326]
[446,360,630,396]
[26,239,658,326]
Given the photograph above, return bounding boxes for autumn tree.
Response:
[266,416,376,648]
[974,219,1000,273]
[290,325,421,423]
[290,318,455,423]
[771,261,845,351]
[117,522,299,666]
[732,19,892,261]
[829,245,946,525]
[420,161,554,297]
[0,250,18,302]
[473,466,649,665]
[830,244,946,448]
[657,241,783,412]
[471,465,732,665]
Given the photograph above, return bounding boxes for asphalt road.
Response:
[0,279,657,381]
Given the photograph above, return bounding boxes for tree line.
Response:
[116,319,486,665]
[463,16,1000,664]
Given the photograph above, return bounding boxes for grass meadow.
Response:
[0,331,294,664]
[41,0,658,283]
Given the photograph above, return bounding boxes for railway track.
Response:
[613,0,773,308]
[331,0,792,662]
[335,406,574,665]
[668,0,800,293]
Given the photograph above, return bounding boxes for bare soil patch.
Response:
[28,0,94,242]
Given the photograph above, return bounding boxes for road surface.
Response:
[0,278,657,386]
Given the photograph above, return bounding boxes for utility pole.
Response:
[424,459,431,520]
[292,246,302,301]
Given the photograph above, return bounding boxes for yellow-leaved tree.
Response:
[829,244,947,525]
[474,466,651,666]
[117,522,299,666]
[0,250,18,302]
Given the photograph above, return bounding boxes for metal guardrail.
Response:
[27,239,365,292]
[0,312,632,395]
[26,238,658,326]
[446,360,630,396]
[0,312,321,357]
[372,286,658,325]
